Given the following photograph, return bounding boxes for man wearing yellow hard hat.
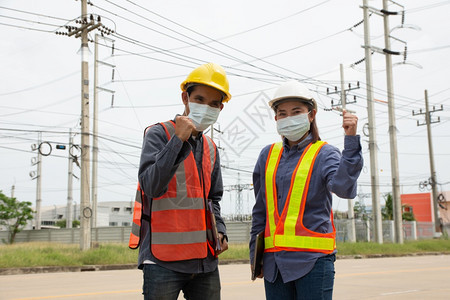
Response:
[129,63,230,300]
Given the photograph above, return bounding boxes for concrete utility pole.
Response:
[362,0,383,244]
[92,34,115,228]
[62,0,102,250]
[66,129,74,229]
[340,64,356,243]
[34,132,42,230]
[57,1,103,246]
[424,90,440,236]
[236,172,243,220]
[326,65,360,242]
[382,0,403,244]
[413,90,443,235]
[79,0,92,251]
[92,34,99,229]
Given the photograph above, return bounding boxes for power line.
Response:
[0,71,78,96]
[94,1,342,88]
[0,127,142,149]
[122,0,331,50]
[0,6,71,21]
[406,1,450,13]
[0,14,63,28]
[0,21,56,33]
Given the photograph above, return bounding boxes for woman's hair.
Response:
[273,99,321,143]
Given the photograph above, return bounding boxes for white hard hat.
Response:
[268,80,317,110]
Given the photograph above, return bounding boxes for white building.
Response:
[31,201,134,229]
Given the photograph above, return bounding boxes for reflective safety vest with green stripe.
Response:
[128,120,217,261]
[264,141,336,254]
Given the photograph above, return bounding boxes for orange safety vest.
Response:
[129,120,217,261]
[264,141,336,254]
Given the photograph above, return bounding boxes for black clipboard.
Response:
[251,231,264,280]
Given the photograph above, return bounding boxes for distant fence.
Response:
[335,220,449,242]
[1,221,448,245]
[0,222,252,245]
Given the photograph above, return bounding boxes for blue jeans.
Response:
[142,264,221,300]
[264,254,336,300]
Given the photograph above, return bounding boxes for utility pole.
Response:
[56,0,108,249]
[412,90,443,235]
[11,184,15,198]
[327,64,359,242]
[382,0,403,244]
[79,0,92,251]
[31,132,42,230]
[92,34,115,228]
[64,0,101,250]
[362,0,383,244]
[236,173,242,220]
[92,34,99,229]
[341,64,356,242]
[363,0,412,244]
[36,133,42,230]
[66,129,74,229]
[59,13,112,235]
[326,67,360,241]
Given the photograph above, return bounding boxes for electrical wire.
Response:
[0,6,71,22]
[94,1,343,88]
[0,22,56,33]
[0,71,79,96]
[405,1,450,13]
[0,14,63,28]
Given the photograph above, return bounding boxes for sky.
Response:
[1,0,449,218]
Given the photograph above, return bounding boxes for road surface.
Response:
[1,255,449,299]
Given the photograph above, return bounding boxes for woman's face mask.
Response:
[276,112,310,142]
[187,102,221,131]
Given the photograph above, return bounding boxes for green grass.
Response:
[336,239,450,256]
[0,242,138,268]
[1,239,449,268]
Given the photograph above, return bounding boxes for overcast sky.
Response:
[1,0,449,217]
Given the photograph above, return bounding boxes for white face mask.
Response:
[187,102,221,131]
[276,113,310,142]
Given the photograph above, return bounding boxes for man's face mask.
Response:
[276,112,310,142]
[187,102,221,131]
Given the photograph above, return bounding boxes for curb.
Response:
[1,253,448,276]
[0,263,137,276]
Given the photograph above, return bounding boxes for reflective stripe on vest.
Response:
[129,124,154,250]
[264,141,336,253]
[128,121,217,262]
[128,182,144,249]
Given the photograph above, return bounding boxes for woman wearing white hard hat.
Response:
[250,80,363,299]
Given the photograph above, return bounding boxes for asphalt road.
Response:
[1,255,449,300]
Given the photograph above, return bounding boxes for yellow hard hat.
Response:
[180,63,231,102]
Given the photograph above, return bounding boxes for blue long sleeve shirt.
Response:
[250,134,363,283]
[137,117,226,273]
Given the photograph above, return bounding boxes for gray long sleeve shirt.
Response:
[137,118,226,273]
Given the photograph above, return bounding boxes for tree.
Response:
[402,210,416,221]
[382,193,393,220]
[56,219,65,228]
[353,201,367,220]
[382,193,416,221]
[0,190,34,244]
[56,219,80,228]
